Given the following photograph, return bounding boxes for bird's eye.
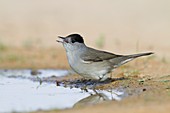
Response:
[71,39,76,43]
[71,37,84,43]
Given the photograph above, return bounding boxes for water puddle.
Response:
[0,69,125,113]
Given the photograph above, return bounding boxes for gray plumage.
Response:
[57,34,153,81]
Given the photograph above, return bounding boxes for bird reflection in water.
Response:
[74,89,124,108]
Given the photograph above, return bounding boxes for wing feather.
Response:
[80,47,122,63]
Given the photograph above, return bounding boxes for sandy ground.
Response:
[0,0,170,113]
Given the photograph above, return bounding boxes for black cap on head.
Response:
[67,34,84,43]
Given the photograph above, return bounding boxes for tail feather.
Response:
[128,52,154,58]
[111,52,154,68]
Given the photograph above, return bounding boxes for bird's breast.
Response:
[66,51,80,70]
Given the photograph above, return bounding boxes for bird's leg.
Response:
[91,79,100,90]
[92,82,97,90]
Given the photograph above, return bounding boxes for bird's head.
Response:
[57,34,85,51]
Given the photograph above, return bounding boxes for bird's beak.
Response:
[56,36,65,43]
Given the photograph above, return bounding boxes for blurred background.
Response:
[0,0,170,59]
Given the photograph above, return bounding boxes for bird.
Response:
[57,34,153,81]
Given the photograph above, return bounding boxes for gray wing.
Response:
[80,47,153,68]
[80,47,122,63]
